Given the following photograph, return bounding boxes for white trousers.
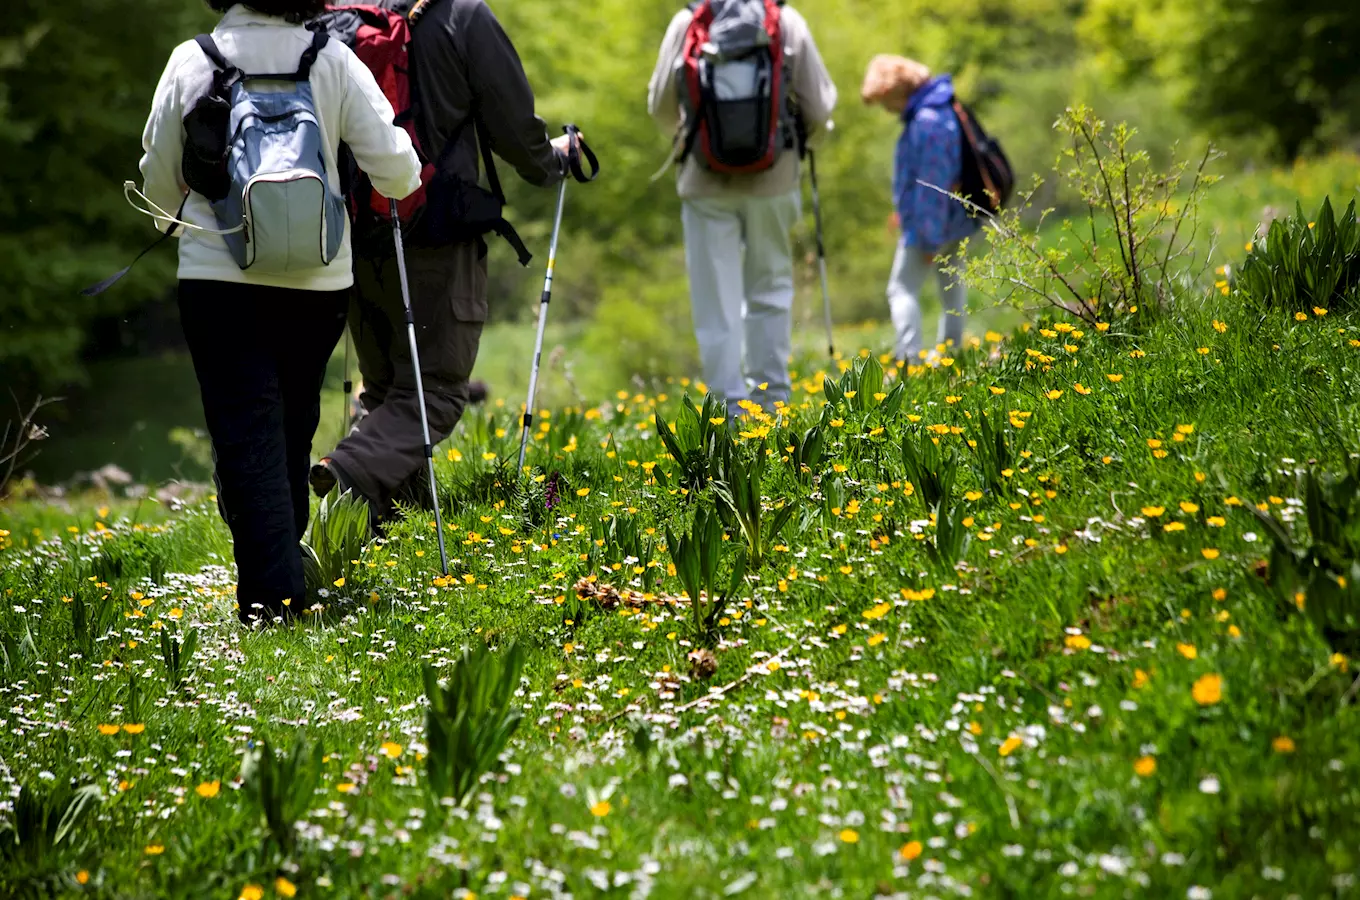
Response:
[887,240,967,364]
[681,190,801,410]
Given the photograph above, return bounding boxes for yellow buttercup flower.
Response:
[1192,673,1223,705]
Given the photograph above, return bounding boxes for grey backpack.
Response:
[187,31,346,273]
[676,0,794,174]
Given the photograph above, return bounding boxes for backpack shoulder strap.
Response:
[406,0,446,25]
[294,30,330,80]
[952,101,981,145]
[194,35,231,72]
[474,116,506,204]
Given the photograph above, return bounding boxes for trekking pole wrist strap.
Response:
[562,124,600,184]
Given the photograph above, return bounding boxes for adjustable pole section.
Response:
[390,198,449,576]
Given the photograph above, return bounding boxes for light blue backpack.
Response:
[191,31,347,272]
[86,30,347,296]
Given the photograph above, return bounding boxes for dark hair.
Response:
[206,0,328,24]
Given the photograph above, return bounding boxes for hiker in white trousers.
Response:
[887,239,966,364]
[681,192,801,406]
[648,0,837,413]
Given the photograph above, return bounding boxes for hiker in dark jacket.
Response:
[862,55,977,367]
[311,0,574,514]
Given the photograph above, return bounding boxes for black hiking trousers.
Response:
[178,280,346,626]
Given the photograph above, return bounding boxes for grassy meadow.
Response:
[4,252,1360,897]
[4,0,1359,892]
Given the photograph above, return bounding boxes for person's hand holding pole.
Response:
[550,130,584,157]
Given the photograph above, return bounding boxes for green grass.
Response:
[3,275,1360,898]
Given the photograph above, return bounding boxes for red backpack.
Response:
[678,0,793,175]
[313,4,428,222]
[312,1,531,262]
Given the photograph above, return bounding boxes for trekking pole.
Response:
[341,325,353,439]
[517,124,600,473]
[808,149,835,358]
[390,197,449,577]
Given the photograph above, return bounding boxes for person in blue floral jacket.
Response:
[862,55,979,366]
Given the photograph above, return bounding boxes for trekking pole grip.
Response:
[562,124,600,184]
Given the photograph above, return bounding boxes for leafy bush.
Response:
[1255,462,1360,658]
[1234,197,1360,314]
[713,438,798,572]
[655,394,730,491]
[901,429,960,512]
[158,626,198,694]
[822,355,905,418]
[301,490,371,595]
[924,492,974,578]
[0,782,101,890]
[666,503,747,645]
[585,513,659,591]
[239,738,324,855]
[952,106,1221,325]
[966,405,1035,496]
[423,643,527,808]
[779,420,827,485]
[67,585,121,659]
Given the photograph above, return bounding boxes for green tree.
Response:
[1080,0,1360,158]
[0,0,214,395]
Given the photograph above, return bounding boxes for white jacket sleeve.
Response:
[139,46,192,235]
[784,8,838,149]
[340,49,422,202]
[647,11,691,135]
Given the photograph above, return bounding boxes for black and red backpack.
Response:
[677,0,795,174]
[312,1,532,263]
[952,101,1014,217]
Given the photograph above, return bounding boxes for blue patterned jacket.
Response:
[893,75,979,252]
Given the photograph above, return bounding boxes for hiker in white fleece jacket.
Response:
[139,0,420,627]
[649,0,836,413]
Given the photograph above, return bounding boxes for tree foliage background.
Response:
[1,0,1356,396]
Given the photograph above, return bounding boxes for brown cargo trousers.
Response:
[327,242,486,509]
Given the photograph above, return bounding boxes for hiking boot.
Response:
[309,457,352,499]
[467,380,489,406]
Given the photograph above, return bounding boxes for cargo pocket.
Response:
[448,247,489,324]
[443,247,488,385]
